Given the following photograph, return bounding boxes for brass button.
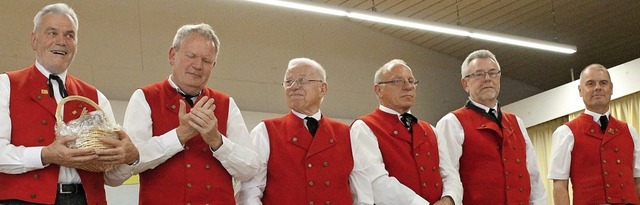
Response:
[205,164,210,169]
[604,171,609,175]
[308,163,312,168]
[33,174,39,179]
[420,166,425,171]
[325,181,330,186]
[502,158,507,162]
[187,183,192,188]
[325,201,330,205]
[505,171,510,176]
[422,183,427,187]
[329,139,334,144]
[187,202,191,205]
[427,152,431,157]
[41,120,47,125]
[617,159,621,164]
[36,95,42,100]
[323,162,328,167]
[171,104,176,110]
[415,153,419,157]
[516,159,521,163]
[186,164,191,168]
[602,159,607,164]
[590,129,595,133]
[393,130,398,135]
[606,184,610,188]
[292,137,298,142]
[615,147,619,152]
[309,181,314,186]
[309,201,314,205]
[206,185,212,190]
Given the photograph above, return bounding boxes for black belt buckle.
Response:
[58,183,80,194]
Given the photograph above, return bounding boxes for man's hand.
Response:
[188,96,223,149]
[96,130,139,165]
[41,136,98,168]
[176,100,198,145]
[433,196,454,205]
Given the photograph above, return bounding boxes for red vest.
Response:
[0,65,107,205]
[262,112,354,205]
[452,107,531,205]
[138,80,233,205]
[567,113,640,205]
[359,109,443,203]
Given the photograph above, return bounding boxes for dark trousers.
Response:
[0,184,87,205]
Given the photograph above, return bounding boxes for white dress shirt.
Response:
[235,110,374,205]
[122,77,259,181]
[548,109,640,180]
[350,105,463,205]
[435,99,547,205]
[0,61,133,186]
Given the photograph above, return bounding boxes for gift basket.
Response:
[54,95,121,172]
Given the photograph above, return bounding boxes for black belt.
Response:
[58,183,84,194]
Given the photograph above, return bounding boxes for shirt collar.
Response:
[35,61,67,82]
[378,105,411,121]
[584,109,610,122]
[468,97,498,113]
[292,110,322,121]
[168,74,201,96]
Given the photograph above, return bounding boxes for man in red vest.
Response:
[235,58,373,205]
[548,64,640,205]
[0,3,139,205]
[436,50,547,204]
[122,23,259,205]
[351,59,462,205]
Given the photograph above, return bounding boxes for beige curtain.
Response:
[527,117,567,205]
[532,91,640,204]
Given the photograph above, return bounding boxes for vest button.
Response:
[505,171,510,176]
[185,146,190,150]
[33,173,39,179]
[415,153,419,157]
[620,184,625,188]
[323,162,329,167]
[308,163,312,168]
[432,166,437,171]
[77,104,83,108]
[516,158,521,163]
[606,183,610,188]
[186,164,191,168]
[519,173,523,178]
[292,137,298,142]
[41,120,47,125]
[309,201,314,205]
[206,185,212,190]
[187,202,191,205]
[308,181,314,186]
[329,139,334,144]
[435,183,440,187]
[519,187,524,192]
[171,105,176,110]
[602,159,607,164]
[205,164,210,169]
[186,183,192,188]
[31,193,36,199]
[601,147,605,151]
[202,147,208,152]
[36,95,42,100]
[590,129,595,133]
[37,137,45,143]
[325,181,330,186]
[604,171,609,175]
[393,130,398,135]
[512,145,517,150]
[325,201,331,205]
[496,146,501,150]
[502,158,507,162]
[427,152,431,157]
[615,147,619,152]
[420,166,425,172]
[620,172,624,176]
[617,159,621,164]
[422,183,427,187]
[506,185,510,190]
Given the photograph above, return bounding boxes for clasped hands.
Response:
[176,96,222,150]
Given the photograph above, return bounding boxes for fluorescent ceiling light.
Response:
[246,0,577,54]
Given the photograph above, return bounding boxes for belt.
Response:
[58,183,84,194]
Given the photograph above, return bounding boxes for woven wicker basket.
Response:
[55,95,119,172]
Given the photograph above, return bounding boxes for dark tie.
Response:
[400,113,417,133]
[48,74,68,98]
[599,115,609,133]
[488,108,499,123]
[179,92,198,106]
[305,117,318,137]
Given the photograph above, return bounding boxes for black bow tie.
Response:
[305,117,318,137]
[48,74,68,98]
[599,115,608,133]
[400,113,417,133]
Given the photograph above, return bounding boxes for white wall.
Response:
[503,58,640,127]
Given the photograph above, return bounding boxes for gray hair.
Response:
[580,63,610,81]
[286,58,327,81]
[374,59,409,84]
[172,23,220,57]
[460,49,500,78]
[33,3,79,33]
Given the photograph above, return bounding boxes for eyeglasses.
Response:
[464,70,501,79]
[377,78,419,86]
[282,78,324,87]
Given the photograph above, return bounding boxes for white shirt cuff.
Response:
[24,146,46,168]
